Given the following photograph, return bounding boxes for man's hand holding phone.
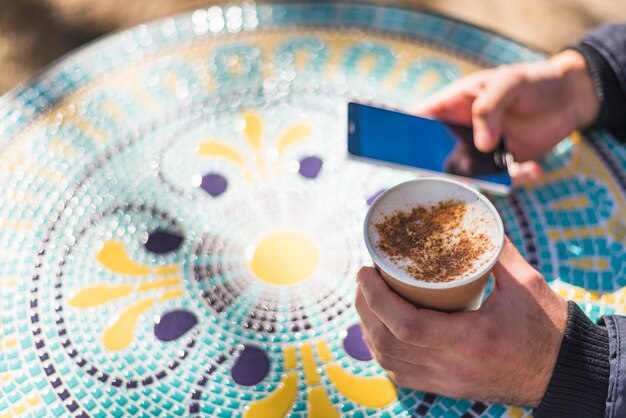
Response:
[414,50,599,185]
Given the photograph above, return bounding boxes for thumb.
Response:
[471,71,522,152]
[509,161,545,186]
[491,235,539,287]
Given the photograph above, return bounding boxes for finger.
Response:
[360,324,375,353]
[509,161,544,186]
[471,71,523,152]
[414,90,474,124]
[355,285,396,351]
[414,71,488,124]
[359,325,383,364]
[386,367,449,394]
[356,286,438,365]
[373,351,431,376]
[357,267,451,348]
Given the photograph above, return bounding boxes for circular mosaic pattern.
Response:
[1,3,625,418]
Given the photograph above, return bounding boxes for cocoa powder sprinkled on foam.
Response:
[374,199,494,283]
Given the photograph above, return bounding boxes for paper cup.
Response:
[364,178,504,312]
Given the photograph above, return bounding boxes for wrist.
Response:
[549,50,599,129]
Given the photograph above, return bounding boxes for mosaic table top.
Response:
[1,2,625,417]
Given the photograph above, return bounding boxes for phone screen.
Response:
[347,102,512,191]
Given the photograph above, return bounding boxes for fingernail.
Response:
[475,131,491,150]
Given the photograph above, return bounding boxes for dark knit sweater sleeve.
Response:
[534,301,610,418]
[571,23,626,139]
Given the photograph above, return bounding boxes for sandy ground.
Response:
[1,0,626,94]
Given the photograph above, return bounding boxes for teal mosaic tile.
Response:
[51,403,67,417]
[34,406,48,418]
[455,399,472,411]
[92,409,106,418]
[170,390,184,403]
[430,405,446,416]
[487,403,507,415]
[100,397,113,409]
[112,407,125,418]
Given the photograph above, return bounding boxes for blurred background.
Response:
[2,0,626,95]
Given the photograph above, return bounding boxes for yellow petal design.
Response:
[154,265,180,275]
[197,141,245,166]
[97,241,150,275]
[243,112,266,177]
[276,124,312,155]
[307,387,339,418]
[69,284,132,308]
[283,346,297,370]
[137,277,181,291]
[243,112,263,150]
[324,364,396,408]
[159,289,183,301]
[102,297,154,351]
[301,343,321,385]
[243,372,298,418]
[316,340,333,363]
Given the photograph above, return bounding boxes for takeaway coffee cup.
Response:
[364,177,504,312]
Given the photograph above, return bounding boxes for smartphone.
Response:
[347,102,512,195]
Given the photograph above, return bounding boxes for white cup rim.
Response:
[363,177,505,289]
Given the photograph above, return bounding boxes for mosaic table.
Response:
[1,2,625,417]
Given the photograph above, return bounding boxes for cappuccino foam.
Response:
[369,194,499,284]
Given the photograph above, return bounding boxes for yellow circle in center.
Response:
[249,231,319,285]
